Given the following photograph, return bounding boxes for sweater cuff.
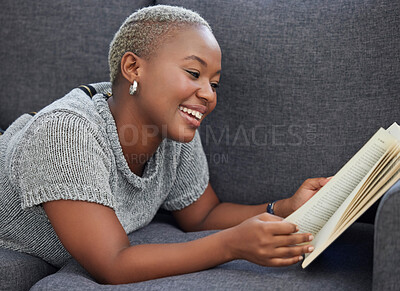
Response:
[21,183,115,210]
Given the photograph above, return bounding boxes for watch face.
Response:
[267,203,272,214]
[267,201,276,215]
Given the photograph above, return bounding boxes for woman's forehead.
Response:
[155,26,221,64]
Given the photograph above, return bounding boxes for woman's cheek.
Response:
[176,76,197,96]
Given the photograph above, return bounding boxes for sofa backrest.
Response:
[0,0,153,129]
[1,0,399,205]
[161,0,400,204]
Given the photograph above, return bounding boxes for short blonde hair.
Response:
[108,5,212,83]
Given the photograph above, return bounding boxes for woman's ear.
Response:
[120,52,143,83]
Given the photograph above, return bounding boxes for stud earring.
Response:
[129,80,138,95]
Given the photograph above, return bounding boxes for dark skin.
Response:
[43,25,330,284]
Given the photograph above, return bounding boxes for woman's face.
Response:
[137,25,221,143]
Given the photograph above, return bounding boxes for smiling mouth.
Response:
[178,106,204,120]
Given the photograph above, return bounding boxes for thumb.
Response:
[321,176,333,186]
[306,177,331,189]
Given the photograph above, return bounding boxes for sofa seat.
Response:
[29,213,373,290]
[0,247,57,291]
[1,0,399,289]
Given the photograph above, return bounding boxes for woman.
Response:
[0,5,329,284]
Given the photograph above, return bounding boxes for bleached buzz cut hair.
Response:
[108,5,212,84]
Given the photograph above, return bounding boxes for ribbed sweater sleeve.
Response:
[11,111,115,210]
[162,131,209,211]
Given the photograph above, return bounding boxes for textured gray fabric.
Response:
[31,217,373,290]
[0,0,154,129]
[158,0,400,205]
[0,83,208,268]
[1,0,399,290]
[373,179,400,290]
[0,247,56,291]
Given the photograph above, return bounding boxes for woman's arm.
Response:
[173,178,330,232]
[43,200,313,284]
[172,183,270,231]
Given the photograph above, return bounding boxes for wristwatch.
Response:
[266,201,277,215]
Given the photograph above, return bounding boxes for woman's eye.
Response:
[211,83,220,90]
[185,70,200,79]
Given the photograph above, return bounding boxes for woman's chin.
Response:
[168,128,197,143]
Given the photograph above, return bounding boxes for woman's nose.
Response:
[196,83,216,103]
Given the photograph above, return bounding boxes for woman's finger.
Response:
[262,221,298,235]
[273,244,314,258]
[272,232,313,247]
[266,256,304,267]
[304,177,330,190]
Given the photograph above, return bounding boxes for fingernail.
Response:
[295,226,299,232]
[298,256,303,261]
[309,235,314,241]
[308,246,314,252]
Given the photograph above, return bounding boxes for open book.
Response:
[285,122,400,268]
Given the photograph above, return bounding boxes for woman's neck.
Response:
[107,86,163,177]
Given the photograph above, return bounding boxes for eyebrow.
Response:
[184,55,208,67]
[183,55,221,74]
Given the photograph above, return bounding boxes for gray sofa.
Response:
[1,0,399,290]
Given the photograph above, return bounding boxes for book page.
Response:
[285,128,395,237]
[337,123,400,225]
[301,145,399,268]
[336,150,400,233]
[337,144,400,226]
[387,122,400,141]
[335,169,400,236]
[302,168,400,268]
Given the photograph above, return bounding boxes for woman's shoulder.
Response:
[5,86,112,161]
[19,83,114,140]
[36,87,106,125]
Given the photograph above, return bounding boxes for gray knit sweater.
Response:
[0,82,209,267]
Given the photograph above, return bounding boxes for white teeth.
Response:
[179,106,203,120]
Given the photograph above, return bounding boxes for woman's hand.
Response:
[225,213,314,267]
[274,177,332,218]
[289,177,332,211]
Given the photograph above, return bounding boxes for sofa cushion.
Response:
[0,0,154,130]
[373,179,400,290]
[31,214,373,290]
[0,247,57,291]
[156,0,400,205]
